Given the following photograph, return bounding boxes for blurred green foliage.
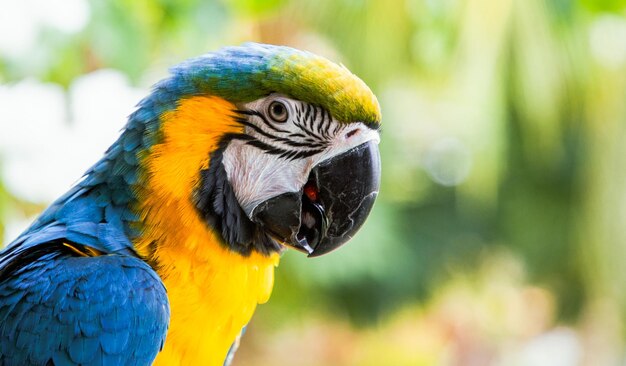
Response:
[1,0,626,363]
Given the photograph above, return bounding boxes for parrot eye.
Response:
[268,101,289,123]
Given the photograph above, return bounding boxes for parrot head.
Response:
[135,43,381,258]
[217,93,380,257]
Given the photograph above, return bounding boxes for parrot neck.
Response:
[131,95,280,365]
[144,216,279,366]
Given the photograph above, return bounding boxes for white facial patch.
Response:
[221,94,380,217]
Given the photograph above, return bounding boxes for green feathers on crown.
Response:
[169,43,381,125]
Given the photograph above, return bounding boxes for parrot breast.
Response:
[133,96,279,365]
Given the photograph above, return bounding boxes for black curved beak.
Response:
[251,140,381,257]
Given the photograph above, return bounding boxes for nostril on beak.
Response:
[345,128,360,139]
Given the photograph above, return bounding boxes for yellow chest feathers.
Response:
[152,242,278,365]
[133,96,280,365]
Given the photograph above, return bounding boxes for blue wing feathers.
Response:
[66,222,99,237]
[0,252,169,365]
[0,140,170,365]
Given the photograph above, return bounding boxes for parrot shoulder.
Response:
[0,240,170,365]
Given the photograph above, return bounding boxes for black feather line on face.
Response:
[235,118,326,149]
[234,109,290,134]
[193,133,282,256]
[310,104,317,129]
[233,109,329,161]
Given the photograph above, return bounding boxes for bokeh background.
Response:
[1,0,625,365]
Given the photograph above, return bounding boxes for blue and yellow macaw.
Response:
[0,43,381,365]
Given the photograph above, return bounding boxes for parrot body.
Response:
[0,44,381,365]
